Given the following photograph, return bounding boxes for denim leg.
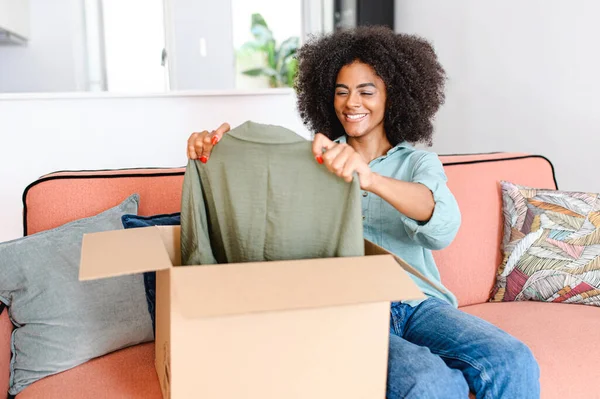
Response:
[387,333,470,399]
[402,298,541,399]
[387,303,469,399]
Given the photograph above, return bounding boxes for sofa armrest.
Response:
[0,310,11,399]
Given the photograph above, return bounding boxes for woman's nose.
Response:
[347,92,362,108]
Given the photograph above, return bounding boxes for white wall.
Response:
[395,0,600,193]
[0,0,86,93]
[0,0,30,38]
[166,0,235,90]
[0,90,309,242]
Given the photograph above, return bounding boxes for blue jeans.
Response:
[387,298,540,399]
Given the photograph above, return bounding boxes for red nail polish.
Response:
[211,136,219,145]
[316,156,323,164]
[199,156,208,164]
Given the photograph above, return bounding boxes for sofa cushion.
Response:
[461,301,600,398]
[435,154,557,307]
[16,343,161,399]
[121,213,182,336]
[0,195,153,396]
[491,181,600,306]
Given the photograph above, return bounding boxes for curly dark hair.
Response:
[295,26,446,146]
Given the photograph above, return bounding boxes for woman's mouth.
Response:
[344,113,368,122]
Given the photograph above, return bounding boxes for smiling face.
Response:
[334,61,387,140]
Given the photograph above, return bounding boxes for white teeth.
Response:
[347,113,367,120]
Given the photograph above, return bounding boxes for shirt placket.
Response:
[361,189,370,233]
[367,158,388,246]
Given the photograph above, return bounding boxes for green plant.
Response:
[239,13,299,88]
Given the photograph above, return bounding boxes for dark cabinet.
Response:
[334,0,395,31]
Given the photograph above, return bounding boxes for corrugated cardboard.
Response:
[364,239,450,295]
[80,225,426,399]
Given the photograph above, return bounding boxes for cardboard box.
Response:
[79,226,428,399]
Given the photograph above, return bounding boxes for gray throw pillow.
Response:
[0,194,153,396]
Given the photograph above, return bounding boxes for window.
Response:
[84,0,167,93]
[231,0,303,89]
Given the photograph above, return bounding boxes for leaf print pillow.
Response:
[490,181,600,307]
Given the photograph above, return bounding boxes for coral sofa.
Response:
[1,153,599,398]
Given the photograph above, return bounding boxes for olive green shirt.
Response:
[180,121,364,265]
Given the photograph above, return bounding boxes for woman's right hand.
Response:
[187,122,231,163]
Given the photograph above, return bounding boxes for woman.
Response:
[187,26,540,399]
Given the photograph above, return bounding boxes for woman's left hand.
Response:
[312,133,375,190]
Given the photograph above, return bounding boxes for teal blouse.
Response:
[336,136,461,307]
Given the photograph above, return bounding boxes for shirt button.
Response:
[362,215,366,221]
[362,191,368,197]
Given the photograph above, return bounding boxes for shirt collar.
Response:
[228,121,306,144]
[334,135,411,160]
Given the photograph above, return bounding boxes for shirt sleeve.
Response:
[399,151,461,250]
[180,159,218,265]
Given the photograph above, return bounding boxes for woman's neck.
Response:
[347,130,393,163]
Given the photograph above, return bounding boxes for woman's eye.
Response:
[336,91,348,96]
[361,92,373,96]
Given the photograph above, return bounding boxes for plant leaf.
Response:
[239,41,263,52]
[251,25,273,46]
[266,40,276,69]
[276,36,299,66]
[281,56,298,87]
[251,13,268,29]
[237,41,265,57]
[242,67,278,77]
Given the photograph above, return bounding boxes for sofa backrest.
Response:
[20,154,558,307]
[435,153,557,306]
[23,168,186,236]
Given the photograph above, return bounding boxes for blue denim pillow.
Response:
[121,213,181,335]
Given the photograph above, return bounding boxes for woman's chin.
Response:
[344,128,365,138]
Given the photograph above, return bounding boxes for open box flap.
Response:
[79,226,172,281]
[364,239,449,295]
[171,254,425,318]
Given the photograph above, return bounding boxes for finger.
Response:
[211,122,231,145]
[193,131,209,162]
[312,133,335,163]
[321,142,344,168]
[312,133,335,156]
[199,130,216,162]
[187,132,200,159]
[341,153,362,182]
[330,146,355,175]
